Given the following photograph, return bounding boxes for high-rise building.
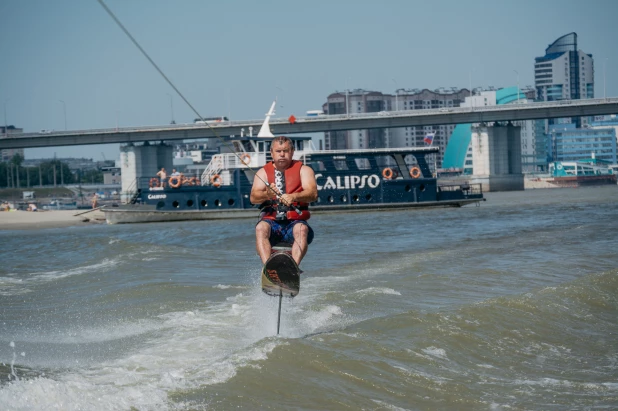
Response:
[535,32,594,104]
[322,88,469,169]
[323,89,387,151]
[388,88,469,168]
[534,32,594,169]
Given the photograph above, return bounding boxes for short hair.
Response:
[271,136,294,151]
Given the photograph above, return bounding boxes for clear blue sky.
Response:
[1,0,617,160]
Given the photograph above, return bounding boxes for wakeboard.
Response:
[261,243,300,298]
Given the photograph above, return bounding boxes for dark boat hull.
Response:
[104,197,483,224]
[105,145,484,224]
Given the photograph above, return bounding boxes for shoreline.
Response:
[0,209,106,230]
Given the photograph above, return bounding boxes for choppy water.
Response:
[1,186,617,410]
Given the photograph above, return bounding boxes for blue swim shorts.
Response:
[258,219,314,246]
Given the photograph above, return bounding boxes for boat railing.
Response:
[122,178,139,204]
[201,151,268,186]
[201,154,225,185]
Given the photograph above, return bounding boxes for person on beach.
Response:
[156,167,167,187]
[28,203,37,212]
[250,136,318,266]
[91,193,98,209]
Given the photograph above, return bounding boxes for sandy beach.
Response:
[0,209,107,230]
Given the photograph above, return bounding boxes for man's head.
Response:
[270,136,294,170]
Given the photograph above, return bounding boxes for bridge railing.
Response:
[10,97,618,138]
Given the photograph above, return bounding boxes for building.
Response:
[534,32,595,169]
[323,89,388,150]
[441,87,536,174]
[322,88,470,169]
[548,123,617,164]
[1,126,24,162]
[102,166,122,185]
[387,88,469,169]
[590,115,618,150]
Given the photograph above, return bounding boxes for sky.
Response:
[1,0,617,161]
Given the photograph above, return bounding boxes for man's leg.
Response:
[256,221,273,264]
[291,222,310,265]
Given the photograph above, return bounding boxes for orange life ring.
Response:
[410,166,421,179]
[240,153,251,165]
[382,167,395,179]
[210,174,222,187]
[169,176,182,188]
[149,177,159,188]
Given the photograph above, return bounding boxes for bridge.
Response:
[1,98,617,150]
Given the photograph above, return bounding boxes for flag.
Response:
[424,132,435,145]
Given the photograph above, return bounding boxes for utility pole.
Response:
[59,100,67,130]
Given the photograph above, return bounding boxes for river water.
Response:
[1,186,617,410]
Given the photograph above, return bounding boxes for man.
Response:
[250,136,318,266]
[156,167,167,187]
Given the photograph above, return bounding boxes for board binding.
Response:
[261,242,300,298]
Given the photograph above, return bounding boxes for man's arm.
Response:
[250,168,278,205]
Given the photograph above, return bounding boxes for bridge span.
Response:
[1,98,617,150]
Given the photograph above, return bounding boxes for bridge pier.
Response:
[120,143,173,203]
[469,123,524,192]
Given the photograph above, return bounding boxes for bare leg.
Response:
[256,221,272,264]
[291,223,309,266]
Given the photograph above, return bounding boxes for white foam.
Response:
[0,258,121,296]
[213,284,248,290]
[0,270,368,409]
[370,399,410,411]
[420,346,449,360]
[18,319,164,345]
[30,258,120,283]
[355,287,401,296]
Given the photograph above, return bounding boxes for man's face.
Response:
[271,141,294,170]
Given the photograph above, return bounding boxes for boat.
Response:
[104,103,484,224]
[547,158,617,187]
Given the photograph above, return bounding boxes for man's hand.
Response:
[268,183,282,198]
[279,193,294,206]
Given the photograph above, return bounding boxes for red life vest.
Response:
[261,160,311,221]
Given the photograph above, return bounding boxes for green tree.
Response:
[80,168,103,184]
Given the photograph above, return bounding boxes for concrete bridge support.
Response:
[470,123,524,192]
[119,143,173,203]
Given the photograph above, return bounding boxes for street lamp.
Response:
[3,99,9,137]
[166,93,175,124]
[513,70,520,103]
[604,58,608,100]
[275,86,284,111]
[392,78,398,111]
[59,100,67,130]
[344,78,349,117]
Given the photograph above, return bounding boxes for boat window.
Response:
[354,158,372,170]
[333,160,348,171]
[404,154,419,166]
[375,155,396,168]
[307,160,326,171]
